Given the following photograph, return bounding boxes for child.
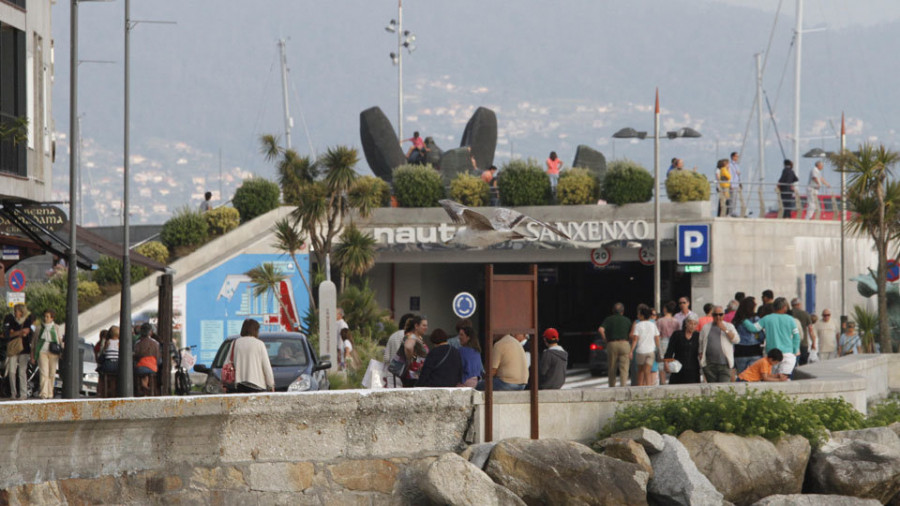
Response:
[738,348,788,382]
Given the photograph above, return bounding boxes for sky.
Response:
[46,0,900,224]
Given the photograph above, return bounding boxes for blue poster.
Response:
[186,253,310,365]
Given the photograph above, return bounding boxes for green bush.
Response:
[161,207,209,253]
[392,164,444,207]
[867,394,900,427]
[557,168,599,205]
[665,170,711,202]
[600,159,654,205]
[92,255,149,286]
[233,177,281,222]
[598,389,865,448]
[497,159,550,206]
[204,206,241,236]
[450,173,490,207]
[25,282,67,325]
[351,175,392,208]
[78,280,102,301]
[134,241,169,264]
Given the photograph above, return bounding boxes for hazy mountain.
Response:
[48,0,900,224]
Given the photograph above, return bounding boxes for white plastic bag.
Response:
[361,359,385,389]
[808,348,820,363]
[664,359,682,374]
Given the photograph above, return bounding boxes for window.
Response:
[1,23,27,177]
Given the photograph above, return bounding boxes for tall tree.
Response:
[333,223,377,290]
[832,144,900,352]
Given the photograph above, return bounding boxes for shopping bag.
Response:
[361,359,385,389]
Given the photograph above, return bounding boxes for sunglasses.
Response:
[713,313,724,317]
[823,313,831,317]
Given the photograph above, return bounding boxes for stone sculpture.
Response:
[460,106,498,171]
[359,107,406,183]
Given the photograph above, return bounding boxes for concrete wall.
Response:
[0,389,475,503]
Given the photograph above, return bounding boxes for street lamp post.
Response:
[385,1,415,141]
[613,95,701,312]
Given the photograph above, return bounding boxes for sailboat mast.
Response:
[278,39,293,150]
[792,0,803,166]
[756,53,765,218]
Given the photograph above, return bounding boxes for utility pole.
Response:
[840,113,846,320]
[278,39,293,151]
[397,0,404,140]
[119,0,134,397]
[63,0,82,399]
[653,89,661,313]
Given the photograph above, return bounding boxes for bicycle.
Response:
[172,345,196,396]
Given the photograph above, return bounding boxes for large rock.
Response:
[485,438,649,505]
[571,145,607,179]
[360,106,406,182]
[832,426,900,450]
[419,453,524,506]
[460,107,498,171]
[648,434,724,506]
[602,438,653,479]
[752,494,881,505]
[610,427,666,455]
[806,438,900,503]
[678,431,809,506]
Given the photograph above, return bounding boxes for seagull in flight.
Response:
[439,199,571,248]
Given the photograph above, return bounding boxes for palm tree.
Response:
[246,262,299,330]
[832,144,900,353]
[272,217,316,313]
[333,224,377,290]
[260,134,318,205]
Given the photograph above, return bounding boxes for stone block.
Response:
[571,144,607,178]
[602,438,654,479]
[328,459,399,494]
[59,475,121,504]
[247,462,314,492]
[806,438,900,503]
[460,107,498,171]
[360,106,406,182]
[437,147,476,183]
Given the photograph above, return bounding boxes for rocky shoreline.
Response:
[393,423,900,505]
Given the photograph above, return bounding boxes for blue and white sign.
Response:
[452,292,477,319]
[677,224,710,265]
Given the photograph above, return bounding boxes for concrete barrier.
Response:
[0,389,475,503]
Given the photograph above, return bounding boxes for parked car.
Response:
[588,337,608,377]
[54,340,99,396]
[194,332,331,393]
[764,194,851,220]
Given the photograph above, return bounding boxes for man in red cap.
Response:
[538,328,568,390]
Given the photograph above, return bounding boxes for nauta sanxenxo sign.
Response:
[370,219,651,247]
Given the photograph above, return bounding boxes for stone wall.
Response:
[0,389,475,504]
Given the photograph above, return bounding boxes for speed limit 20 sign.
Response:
[590,247,612,267]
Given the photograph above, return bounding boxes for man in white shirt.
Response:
[806,161,831,220]
[813,309,839,360]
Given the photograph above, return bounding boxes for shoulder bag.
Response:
[221,341,237,387]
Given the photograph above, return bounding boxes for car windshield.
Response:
[267,338,309,367]
[211,336,309,368]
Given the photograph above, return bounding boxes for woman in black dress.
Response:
[664,315,701,384]
[417,329,463,388]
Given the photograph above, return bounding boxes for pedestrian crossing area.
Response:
[562,365,611,390]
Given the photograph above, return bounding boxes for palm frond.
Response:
[260,134,282,162]
[320,145,360,192]
[333,224,377,278]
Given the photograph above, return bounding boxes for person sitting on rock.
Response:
[403,131,428,164]
[738,348,788,382]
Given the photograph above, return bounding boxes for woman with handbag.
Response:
[3,303,34,400]
[31,309,62,399]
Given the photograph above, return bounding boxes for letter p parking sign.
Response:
[677,224,710,265]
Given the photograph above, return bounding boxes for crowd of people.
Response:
[598,289,860,387]
[382,313,568,390]
[1,304,61,399]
